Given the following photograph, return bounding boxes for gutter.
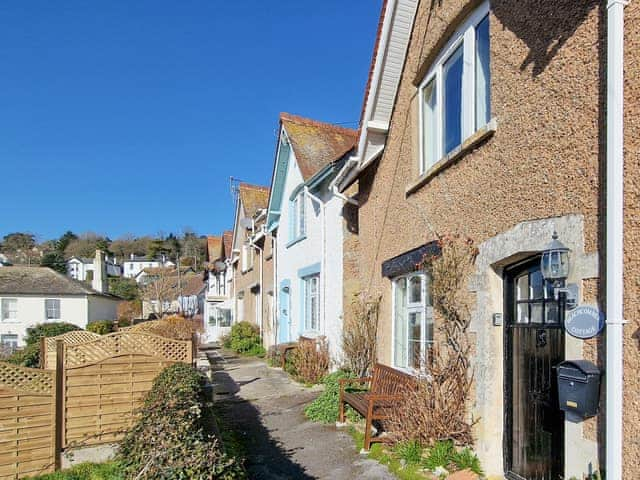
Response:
[606,1,629,479]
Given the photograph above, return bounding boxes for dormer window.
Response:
[419,3,490,173]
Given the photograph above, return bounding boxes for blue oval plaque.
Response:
[565,305,605,339]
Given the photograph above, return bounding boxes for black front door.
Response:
[504,258,564,480]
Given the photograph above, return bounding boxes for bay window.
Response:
[393,273,433,371]
[419,3,490,173]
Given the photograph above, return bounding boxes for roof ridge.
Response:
[280,112,358,137]
[238,182,270,191]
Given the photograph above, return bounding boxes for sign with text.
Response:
[565,305,605,339]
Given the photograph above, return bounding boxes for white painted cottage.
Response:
[266,113,356,363]
[0,257,120,348]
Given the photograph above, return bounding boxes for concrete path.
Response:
[205,347,395,480]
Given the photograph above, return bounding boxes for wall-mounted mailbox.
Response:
[556,360,601,418]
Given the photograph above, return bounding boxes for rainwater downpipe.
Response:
[606,1,628,479]
[305,187,326,339]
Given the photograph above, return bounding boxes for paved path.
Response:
[205,347,395,480]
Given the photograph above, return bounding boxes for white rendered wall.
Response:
[0,294,89,346]
[275,147,344,364]
[87,295,119,322]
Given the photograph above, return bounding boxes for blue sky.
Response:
[0,0,382,241]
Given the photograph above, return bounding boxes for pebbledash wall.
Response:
[347,0,639,478]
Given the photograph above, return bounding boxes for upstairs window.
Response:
[420,3,490,173]
[289,191,306,242]
[1,299,17,321]
[45,299,61,320]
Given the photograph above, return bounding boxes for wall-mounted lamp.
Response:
[541,231,578,310]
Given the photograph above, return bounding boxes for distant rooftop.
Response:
[0,266,118,298]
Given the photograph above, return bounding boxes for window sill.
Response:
[241,267,254,274]
[286,235,307,249]
[406,117,497,197]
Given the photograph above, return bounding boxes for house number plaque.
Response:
[565,305,605,339]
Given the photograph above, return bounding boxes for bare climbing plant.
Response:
[390,234,479,446]
[342,293,380,377]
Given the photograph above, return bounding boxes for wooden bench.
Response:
[339,363,416,451]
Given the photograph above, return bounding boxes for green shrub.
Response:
[87,320,115,335]
[5,322,81,367]
[25,461,123,479]
[422,440,455,471]
[117,363,244,479]
[304,371,362,424]
[108,277,139,301]
[452,447,483,476]
[394,440,423,465]
[226,321,264,356]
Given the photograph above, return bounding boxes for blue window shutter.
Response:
[299,278,305,336]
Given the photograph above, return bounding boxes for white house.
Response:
[202,232,234,343]
[67,255,122,281]
[266,113,356,363]
[123,254,175,280]
[0,253,120,348]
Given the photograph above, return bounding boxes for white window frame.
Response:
[1,298,18,322]
[391,272,434,372]
[418,1,490,174]
[45,299,61,320]
[0,334,18,352]
[303,274,320,332]
[289,191,306,242]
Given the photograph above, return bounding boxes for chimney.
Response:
[93,250,108,293]
[130,253,135,260]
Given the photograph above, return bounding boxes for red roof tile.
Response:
[238,183,270,218]
[280,113,357,181]
[206,236,222,262]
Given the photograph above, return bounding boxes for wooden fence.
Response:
[0,363,58,480]
[60,332,192,448]
[40,331,101,370]
[1,331,193,479]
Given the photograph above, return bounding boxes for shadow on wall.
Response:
[491,0,599,76]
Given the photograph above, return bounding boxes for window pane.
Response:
[443,45,464,154]
[409,276,422,304]
[475,15,491,128]
[517,304,529,324]
[393,278,408,368]
[422,79,438,169]
[531,303,543,324]
[530,270,544,300]
[516,274,529,300]
[409,311,422,369]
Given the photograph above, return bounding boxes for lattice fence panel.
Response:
[42,331,101,370]
[0,362,56,479]
[63,332,192,368]
[62,355,174,448]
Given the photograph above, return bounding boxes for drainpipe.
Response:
[305,187,326,339]
[250,237,264,343]
[606,1,628,479]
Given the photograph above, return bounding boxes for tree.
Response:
[64,232,111,258]
[40,251,67,274]
[139,267,177,318]
[1,232,39,265]
[56,231,78,253]
[109,277,140,300]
